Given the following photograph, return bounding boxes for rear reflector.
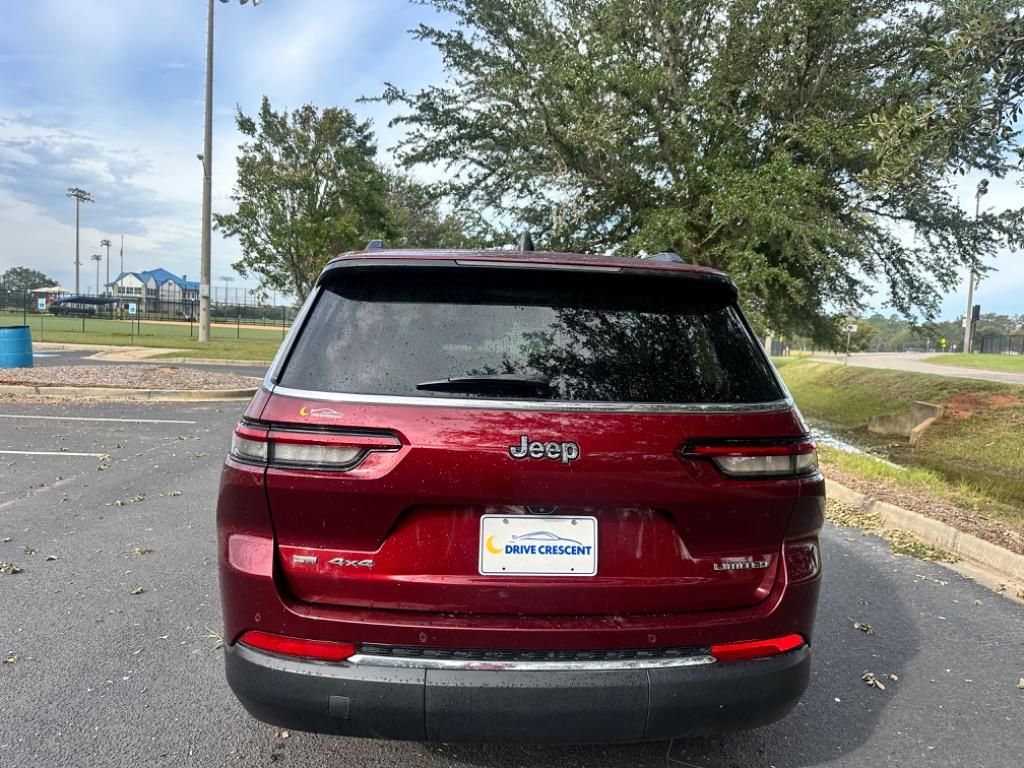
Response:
[683,439,818,478]
[711,634,805,662]
[239,631,357,662]
[784,539,821,582]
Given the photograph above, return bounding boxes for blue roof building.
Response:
[107,268,199,315]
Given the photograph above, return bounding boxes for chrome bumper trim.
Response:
[346,653,717,671]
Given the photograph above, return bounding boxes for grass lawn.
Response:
[927,353,1024,373]
[773,359,1024,514]
[2,312,284,361]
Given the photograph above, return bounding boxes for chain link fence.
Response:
[979,335,1024,355]
[0,286,296,341]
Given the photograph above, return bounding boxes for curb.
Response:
[142,356,272,367]
[0,384,257,401]
[826,478,1024,584]
[33,342,132,352]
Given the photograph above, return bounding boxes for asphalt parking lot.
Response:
[1,399,1022,768]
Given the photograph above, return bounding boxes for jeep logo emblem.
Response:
[509,435,580,464]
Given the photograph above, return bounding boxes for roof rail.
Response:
[642,252,686,264]
[365,239,387,250]
[519,231,535,252]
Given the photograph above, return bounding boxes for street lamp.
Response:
[963,178,989,354]
[99,238,112,295]
[66,187,94,295]
[91,254,103,296]
[198,0,263,344]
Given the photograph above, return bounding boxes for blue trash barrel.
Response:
[0,325,33,368]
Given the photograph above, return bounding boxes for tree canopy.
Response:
[215,98,491,298]
[382,0,1024,337]
[214,97,392,299]
[1,266,58,295]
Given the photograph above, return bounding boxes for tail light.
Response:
[239,630,356,662]
[230,422,400,471]
[682,438,818,478]
[711,633,805,662]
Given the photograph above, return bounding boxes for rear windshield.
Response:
[277,267,784,404]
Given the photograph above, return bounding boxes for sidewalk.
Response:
[810,352,1024,385]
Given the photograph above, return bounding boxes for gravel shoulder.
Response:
[0,364,260,391]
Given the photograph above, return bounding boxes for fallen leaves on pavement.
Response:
[852,620,876,635]
[862,671,887,690]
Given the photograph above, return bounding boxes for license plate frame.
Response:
[478,514,598,576]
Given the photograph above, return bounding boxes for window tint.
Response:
[278,268,783,404]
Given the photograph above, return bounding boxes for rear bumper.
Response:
[225,642,811,743]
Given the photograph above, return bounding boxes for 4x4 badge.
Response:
[328,557,375,568]
[509,436,580,465]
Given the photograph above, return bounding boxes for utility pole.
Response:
[198,0,263,344]
[100,239,112,295]
[964,179,988,355]
[91,254,103,295]
[119,235,124,278]
[66,188,94,295]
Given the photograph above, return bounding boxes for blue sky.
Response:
[0,0,1021,317]
[0,0,444,302]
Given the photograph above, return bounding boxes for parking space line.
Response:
[0,450,108,458]
[0,414,196,425]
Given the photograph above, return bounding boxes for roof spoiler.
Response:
[641,252,686,264]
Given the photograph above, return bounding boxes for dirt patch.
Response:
[0,365,260,391]
[943,391,1022,419]
[823,462,1024,557]
[987,393,1022,408]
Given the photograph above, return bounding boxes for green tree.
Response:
[215,97,391,298]
[382,0,1024,335]
[1,266,58,295]
[385,171,481,248]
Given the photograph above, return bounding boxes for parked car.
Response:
[217,246,824,743]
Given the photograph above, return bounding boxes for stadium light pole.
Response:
[198,0,262,344]
[963,178,988,354]
[100,238,112,295]
[91,254,103,296]
[66,187,94,295]
[220,274,234,305]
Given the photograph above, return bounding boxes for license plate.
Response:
[478,515,598,576]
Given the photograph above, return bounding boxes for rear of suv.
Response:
[217,247,824,743]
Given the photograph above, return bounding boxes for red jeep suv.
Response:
[217,247,823,743]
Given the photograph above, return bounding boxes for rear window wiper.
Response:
[415,374,552,397]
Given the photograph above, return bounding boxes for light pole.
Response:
[198,0,263,344]
[100,238,112,295]
[220,274,234,305]
[91,254,103,296]
[963,178,988,355]
[66,187,94,295]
